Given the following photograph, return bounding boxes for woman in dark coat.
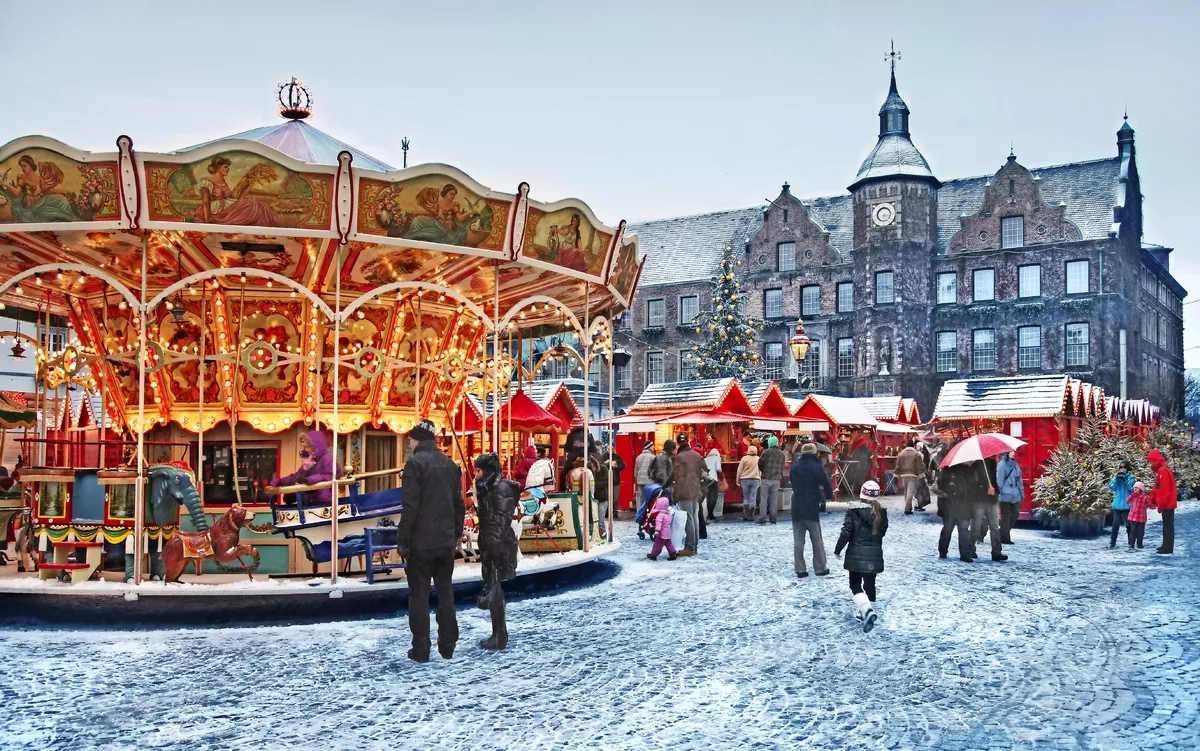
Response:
[473,453,520,650]
[834,479,889,633]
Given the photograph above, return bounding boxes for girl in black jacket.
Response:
[834,480,889,633]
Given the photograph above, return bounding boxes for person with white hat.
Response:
[834,479,889,633]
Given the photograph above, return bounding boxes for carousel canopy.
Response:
[0,81,644,436]
[0,391,36,430]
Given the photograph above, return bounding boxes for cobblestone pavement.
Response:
[1,500,1197,751]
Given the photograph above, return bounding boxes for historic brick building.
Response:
[609,70,1187,418]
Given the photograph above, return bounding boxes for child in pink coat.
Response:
[1126,481,1152,550]
[646,496,678,561]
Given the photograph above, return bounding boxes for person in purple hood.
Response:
[267,431,341,506]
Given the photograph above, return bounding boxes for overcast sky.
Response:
[3,0,1198,361]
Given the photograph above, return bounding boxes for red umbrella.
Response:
[486,390,562,433]
[939,433,1027,468]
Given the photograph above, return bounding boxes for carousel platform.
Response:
[0,540,619,625]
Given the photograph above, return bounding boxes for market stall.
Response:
[932,375,1091,518]
[792,394,879,496]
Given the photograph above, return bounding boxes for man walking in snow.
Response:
[672,436,708,556]
[757,436,786,525]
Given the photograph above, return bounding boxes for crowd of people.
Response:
[390,418,1186,658]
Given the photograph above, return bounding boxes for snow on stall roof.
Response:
[933,375,1071,420]
[852,396,903,421]
[803,395,878,427]
[630,378,736,414]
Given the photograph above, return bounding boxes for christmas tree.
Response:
[689,243,763,380]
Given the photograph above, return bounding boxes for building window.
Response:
[588,367,601,389]
[972,329,996,371]
[837,282,854,313]
[1000,216,1024,249]
[1018,264,1041,298]
[680,350,698,381]
[614,310,631,330]
[646,298,664,328]
[875,271,894,304]
[679,295,699,325]
[1158,316,1167,349]
[777,242,796,272]
[764,288,784,319]
[764,342,784,381]
[738,294,749,315]
[1018,326,1042,369]
[837,338,855,378]
[1065,261,1089,295]
[646,351,664,385]
[616,362,631,391]
[935,331,957,373]
[973,268,995,302]
[801,285,821,316]
[936,272,957,305]
[1065,323,1090,367]
[800,339,821,384]
[547,356,570,380]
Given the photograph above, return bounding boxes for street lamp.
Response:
[789,319,811,364]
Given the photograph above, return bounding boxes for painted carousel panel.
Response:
[609,238,641,303]
[357,174,509,250]
[0,148,119,224]
[522,206,612,279]
[145,151,332,230]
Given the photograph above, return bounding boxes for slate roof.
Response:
[631,158,1122,288]
[932,375,1071,420]
[853,134,937,186]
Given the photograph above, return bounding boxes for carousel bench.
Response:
[364,526,404,584]
[40,540,104,584]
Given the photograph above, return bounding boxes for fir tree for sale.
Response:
[689,243,764,380]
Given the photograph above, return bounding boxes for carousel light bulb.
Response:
[35,274,42,285]
[266,279,273,287]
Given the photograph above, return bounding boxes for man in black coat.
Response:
[593,447,625,538]
[937,461,977,563]
[473,453,519,651]
[789,443,833,578]
[399,419,465,662]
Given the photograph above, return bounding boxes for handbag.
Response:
[717,476,729,494]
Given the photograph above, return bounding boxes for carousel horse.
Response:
[124,463,210,581]
[161,504,257,583]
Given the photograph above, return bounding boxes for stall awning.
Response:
[784,420,831,435]
[485,390,562,433]
[876,421,920,434]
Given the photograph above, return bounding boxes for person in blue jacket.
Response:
[995,452,1024,545]
[1108,461,1136,549]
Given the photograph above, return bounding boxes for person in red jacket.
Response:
[1147,449,1177,555]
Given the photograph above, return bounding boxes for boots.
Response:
[480,595,508,651]
[853,592,877,633]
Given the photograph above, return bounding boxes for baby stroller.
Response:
[638,484,670,540]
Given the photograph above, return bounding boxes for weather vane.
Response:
[885,40,901,74]
[277,77,313,121]
[402,137,410,169]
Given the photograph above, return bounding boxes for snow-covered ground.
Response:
[1,499,1197,750]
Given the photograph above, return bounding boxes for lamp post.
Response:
[789,319,811,393]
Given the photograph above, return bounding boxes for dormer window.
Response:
[1001,216,1024,249]
[777,242,796,272]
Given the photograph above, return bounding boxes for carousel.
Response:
[0,80,643,620]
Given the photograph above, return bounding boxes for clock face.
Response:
[872,202,896,227]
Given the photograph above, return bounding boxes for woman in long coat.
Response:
[473,453,520,650]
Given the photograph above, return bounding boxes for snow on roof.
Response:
[630,378,739,414]
[800,395,879,427]
[933,375,1071,420]
[852,396,903,421]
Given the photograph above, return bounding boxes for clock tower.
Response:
[847,46,940,396]
[849,60,940,248]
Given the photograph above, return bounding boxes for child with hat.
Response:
[834,479,889,633]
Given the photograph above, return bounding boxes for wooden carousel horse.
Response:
[161,504,257,583]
